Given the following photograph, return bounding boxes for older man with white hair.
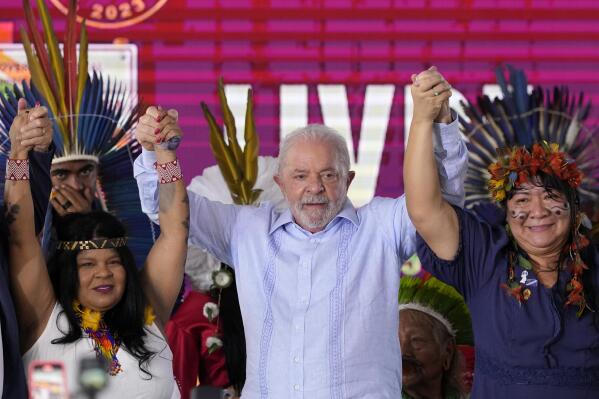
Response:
[133,67,465,399]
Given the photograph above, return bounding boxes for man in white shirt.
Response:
[134,67,464,398]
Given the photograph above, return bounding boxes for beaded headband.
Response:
[56,237,128,251]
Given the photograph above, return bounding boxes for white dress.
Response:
[23,303,180,399]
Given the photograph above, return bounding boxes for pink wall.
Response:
[3,0,599,197]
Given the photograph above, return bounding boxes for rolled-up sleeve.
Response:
[134,149,241,266]
[133,149,160,224]
[432,112,468,207]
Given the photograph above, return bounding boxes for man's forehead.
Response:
[285,140,338,166]
[51,160,97,172]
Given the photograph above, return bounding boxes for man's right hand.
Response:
[9,98,52,158]
[50,185,94,216]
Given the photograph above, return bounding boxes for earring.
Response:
[443,357,451,371]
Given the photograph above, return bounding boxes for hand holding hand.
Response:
[9,99,53,158]
[410,66,453,125]
[136,106,182,155]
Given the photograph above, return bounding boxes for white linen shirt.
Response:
[133,118,467,399]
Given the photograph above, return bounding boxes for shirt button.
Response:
[294,356,300,363]
[294,384,300,390]
[300,296,307,302]
[295,324,301,331]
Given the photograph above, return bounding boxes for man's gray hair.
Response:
[277,124,350,176]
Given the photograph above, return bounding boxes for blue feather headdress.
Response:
[460,65,599,209]
[0,0,154,267]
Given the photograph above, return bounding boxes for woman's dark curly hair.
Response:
[47,211,155,377]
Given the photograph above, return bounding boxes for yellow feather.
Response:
[74,19,89,137]
[144,306,156,326]
[72,300,102,331]
[36,0,68,123]
[243,88,259,188]
[202,103,242,194]
[20,28,67,139]
[217,78,243,164]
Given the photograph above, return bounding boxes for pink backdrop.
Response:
[3,0,599,197]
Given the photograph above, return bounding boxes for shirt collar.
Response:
[269,198,359,235]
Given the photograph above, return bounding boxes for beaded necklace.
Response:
[72,300,155,375]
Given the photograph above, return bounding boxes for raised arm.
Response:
[4,99,55,351]
[136,106,189,327]
[404,67,460,260]
[134,113,241,267]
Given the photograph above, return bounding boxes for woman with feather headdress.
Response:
[2,1,187,398]
[0,0,154,267]
[404,66,599,398]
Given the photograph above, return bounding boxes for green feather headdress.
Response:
[399,273,473,346]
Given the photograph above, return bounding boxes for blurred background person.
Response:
[399,273,473,399]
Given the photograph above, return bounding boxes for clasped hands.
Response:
[136,106,183,155]
[8,98,53,158]
[410,66,453,125]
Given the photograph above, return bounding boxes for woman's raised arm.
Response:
[4,99,55,351]
[137,106,189,328]
[404,67,460,261]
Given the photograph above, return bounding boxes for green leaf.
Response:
[207,343,220,355]
[509,281,521,289]
[518,255,533,270]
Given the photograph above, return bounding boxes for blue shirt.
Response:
[134,119,467,399]
[418,205,599,399]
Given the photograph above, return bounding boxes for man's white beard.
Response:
[291,192,346,231]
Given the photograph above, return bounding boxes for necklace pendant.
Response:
[520,270,528,284]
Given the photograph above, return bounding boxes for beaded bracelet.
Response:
[154,159,183,184]
[5,158,30,181]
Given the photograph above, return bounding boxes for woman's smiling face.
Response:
[76,248,127,312]
[506,182,571,257]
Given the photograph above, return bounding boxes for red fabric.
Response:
[166,291,229,399]
[457,345,475,392]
